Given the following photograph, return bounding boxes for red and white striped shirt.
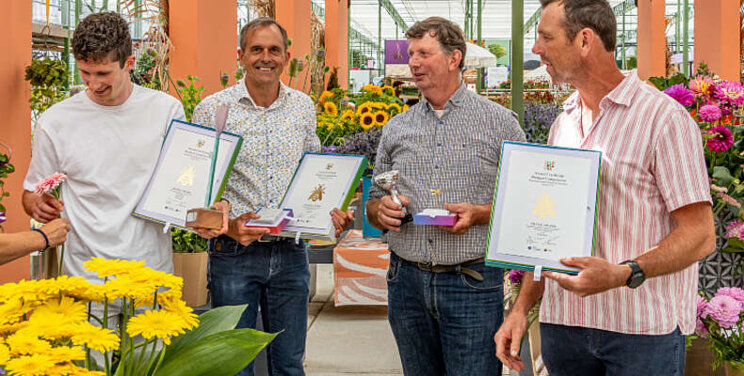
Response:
[543,72,712,335]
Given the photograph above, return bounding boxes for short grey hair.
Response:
[239,17,289,52]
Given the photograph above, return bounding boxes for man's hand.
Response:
[372,195,410,232]
[225,212,271,246]
[330,208,354,238]
[436,202,489,235]
[193,200,230,239]
[41,218,71,248]
[29,193,64,223]
[494,310,528,372]
[543,257,631,297]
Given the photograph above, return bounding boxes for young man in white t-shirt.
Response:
[22,12,188,282]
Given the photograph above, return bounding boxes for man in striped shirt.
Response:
[495,1,715,375]
[367,17,525,375]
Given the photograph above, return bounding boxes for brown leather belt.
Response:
[412,257,485,281]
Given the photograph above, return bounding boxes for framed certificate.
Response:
[133,119,243,228]
[277,153,367,241]
[486,141,601,274]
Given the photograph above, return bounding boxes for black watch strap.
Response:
[620,260,645,289]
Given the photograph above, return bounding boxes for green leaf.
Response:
[727,237,744,250]
[713,166,735,186]
[721,247,744,253]
[647,76,667,90]
[162,305,247,362]
[154,329,277,376]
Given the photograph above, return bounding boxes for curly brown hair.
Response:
[405,17,466,70]
[72,12,132,67]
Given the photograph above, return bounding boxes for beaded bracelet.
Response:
[32,228,49,250]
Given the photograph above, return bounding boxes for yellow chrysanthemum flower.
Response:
[5,332,52,356]
[324,101,338,116]
[47,345,86,363]
[386,103,402,115]
[25,314,81,340]
[362,84,383,95]
[135,287,183,309]
[162,299,199,330]
[0,299,32,326]
[319,90,334,103]
[373,111,390,126]
[126,309,190,345]
[54,275,97,301]
[50,363,106,376]
[35,296,87,322]
[0,321,28,335]
[356,103,372,116]
[102,275,157,300]
[382,85,395,96]
[5,354,57,376]
[84,257,146,279]
[69,323,120,353]
[340,110,355,122]
[360,113,375,131]
[127,267,183,292]
[0,342,9,365]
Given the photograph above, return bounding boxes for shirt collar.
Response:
[421,81,468,112]
[562,71,639,113]
[235,80,291,109]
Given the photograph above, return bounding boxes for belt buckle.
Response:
[257,234,275,243]
[416,262,434,272]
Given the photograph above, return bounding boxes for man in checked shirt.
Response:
[366,17,525,375]
[496,1,715,375]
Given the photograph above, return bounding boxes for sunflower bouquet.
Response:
[0,258,275,376]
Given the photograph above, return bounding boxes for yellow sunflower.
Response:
[362,84,383,95]
[319,90,334,103]
[373,111,390,126]
[310,94,316,102]
[382,85,395,96]
[340,109,355,122]
[360,113,375,131]
[403,104,410,112]
[4,354,57,376]
[386,103,402,115]
[371,102,385,109]
[356,103,373,116]
[69,323,120,352]
[126,309,190,345]
[323,101,338,116]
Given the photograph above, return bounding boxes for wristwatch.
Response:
[620,260,645,289]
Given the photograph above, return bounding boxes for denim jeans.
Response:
[541,323,686,376]
[386,252,504,376]
[208,235,310,376]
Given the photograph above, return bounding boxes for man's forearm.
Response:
[511,275,545,316]
[0,231,45,265]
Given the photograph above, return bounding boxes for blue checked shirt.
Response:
[192,82,320,217]
[370,84,525,265]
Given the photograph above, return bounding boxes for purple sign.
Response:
[385,40,409,64]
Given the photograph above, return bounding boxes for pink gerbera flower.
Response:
[716,287,744,310]
[699,104,722,123]
[704,295,742,329]
[726,221,744,239]
[34,172,67,195]
[706,126,734,152]
[664,84,695,107]
[689,76,715,97]
[715,81,744,108]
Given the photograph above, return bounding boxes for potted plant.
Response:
[171,228,209,307]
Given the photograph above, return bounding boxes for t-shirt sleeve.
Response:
[23,121,60,193]
[653,107,712,212]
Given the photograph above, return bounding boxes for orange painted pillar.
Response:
[694,0,740,81]
[169,0,237,97]
[0,1,32,283]
[277,0,312,89]
[636,0,666,80]
[325,0,349,89]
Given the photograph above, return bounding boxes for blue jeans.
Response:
[541,323,686,376]
[386,252,504,376]
[208,235,310,376]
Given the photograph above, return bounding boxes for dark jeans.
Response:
[208,235,310,376]
[386,252,504,376]
[541,323,686,376]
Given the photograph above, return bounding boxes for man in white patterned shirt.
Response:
[192,18,351,376]
[495,1,715,375]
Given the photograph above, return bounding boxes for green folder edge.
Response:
[132,119,244,230]
[277,152,368,240]
[483,140,602,275]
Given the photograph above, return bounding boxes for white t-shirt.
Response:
[24,85,186,282]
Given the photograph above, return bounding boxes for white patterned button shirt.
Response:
[192,82,320,217]
[370,84,526,265]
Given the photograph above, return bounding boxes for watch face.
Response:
[628,272,645,288]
